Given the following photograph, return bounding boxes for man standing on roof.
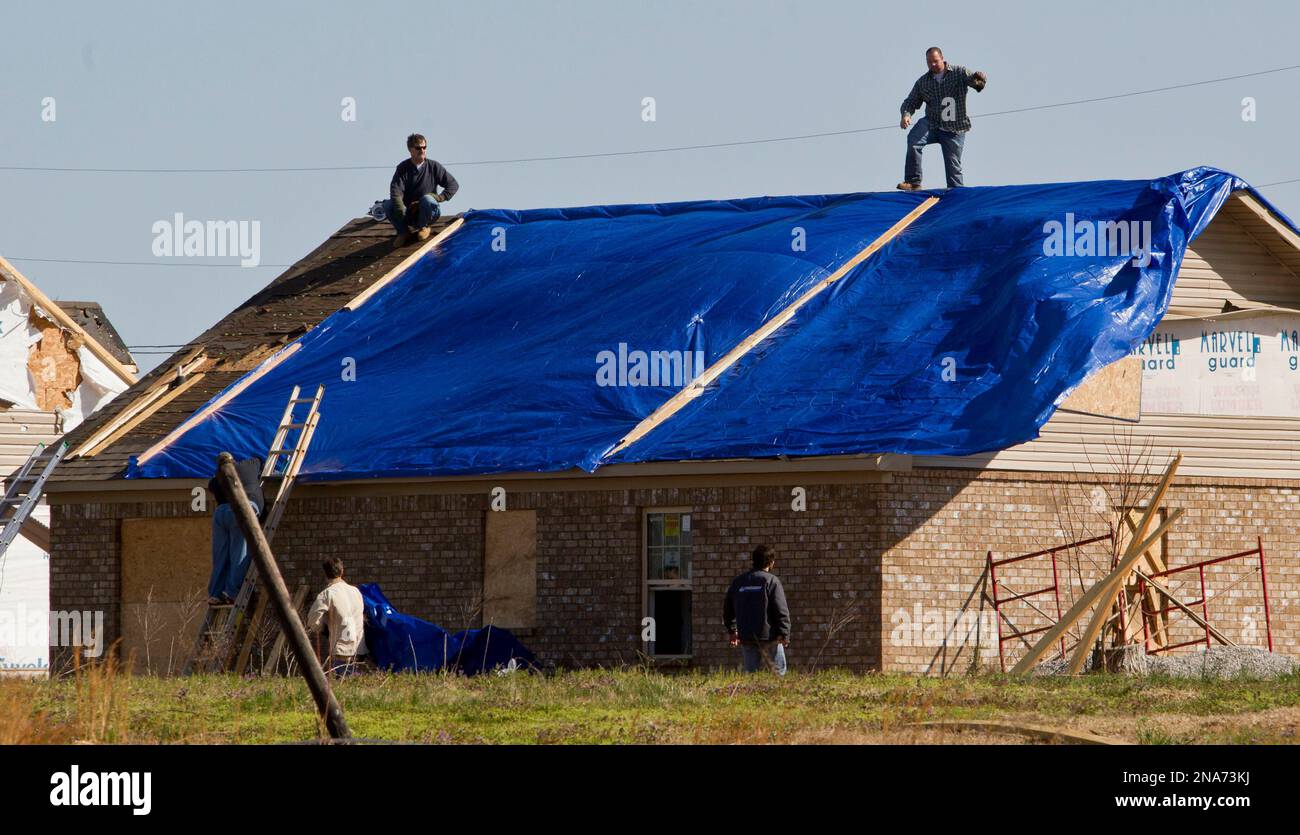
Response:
[897,47,987,191]
[724,545,791,675]
[306,557,369,676]
[384,133,459,249]
[206,456,264,606]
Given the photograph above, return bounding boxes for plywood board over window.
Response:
[1058,355,1142,422]
[484,510,537,629]
[120,517,211,675]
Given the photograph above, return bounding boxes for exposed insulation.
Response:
[0,277,130,431]
[25,311,82,412]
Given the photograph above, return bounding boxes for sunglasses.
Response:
[411,146,427,151]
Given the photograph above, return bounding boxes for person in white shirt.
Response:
[306,557,369,676]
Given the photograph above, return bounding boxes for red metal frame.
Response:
[1138,537,1273,654]
[987,528,1114,673]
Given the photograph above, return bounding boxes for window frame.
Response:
[642,506,694,659]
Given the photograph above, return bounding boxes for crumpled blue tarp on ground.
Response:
[359,583,536,675]
[127,167,1299,480]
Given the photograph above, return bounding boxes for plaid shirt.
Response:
[900,63,982,133]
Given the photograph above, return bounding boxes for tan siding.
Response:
[915,411,1300,479]
[1173,211,1300,315]
[0,410,61,471]
[917,206,1300,480]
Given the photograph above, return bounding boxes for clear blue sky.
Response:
[2,0,1297,373]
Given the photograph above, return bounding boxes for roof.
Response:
[53,301,135,368]
[54,168,1300,485]
[50,215,460,482]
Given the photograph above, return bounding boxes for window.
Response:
[643,508,693,657]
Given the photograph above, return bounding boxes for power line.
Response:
[1,64,1297,174]
[3,177,1297,269]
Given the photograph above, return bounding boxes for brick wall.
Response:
[49,469,1300,674]
[882,469,1300,673]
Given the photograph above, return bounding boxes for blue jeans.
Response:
[383,194,441,235]
[903,117,966,188]
[208,501,260,599]
[740,641,787,675]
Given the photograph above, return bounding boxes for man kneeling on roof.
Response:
[384,132,459,249]
[307,557,369,676]
[206,456,264,606]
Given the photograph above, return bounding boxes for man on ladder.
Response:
[206,456,266,605]
[185,384,325,675]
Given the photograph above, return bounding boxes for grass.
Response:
[4,664,1300,744]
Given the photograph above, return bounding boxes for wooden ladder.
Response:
[183,385,324,676]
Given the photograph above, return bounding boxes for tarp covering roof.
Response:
[129,167,1297,481]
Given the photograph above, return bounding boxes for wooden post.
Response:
[217,453,351,740]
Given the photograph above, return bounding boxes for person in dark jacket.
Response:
[724,544,791,674]
[206,456,265,605]
[384,133,459,249]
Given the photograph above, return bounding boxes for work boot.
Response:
[416,226,432,242]
[392,231,411,250]
[896,181,922,191]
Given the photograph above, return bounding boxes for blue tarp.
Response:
[128,167,1298,480]
[359,583,536,674]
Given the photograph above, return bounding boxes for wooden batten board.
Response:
[82,373,208,457]
[1010,506,1183,675]
[1065,506,1184,674]
[1057,355,1141,422]
[0,254,137,386]
[1133,570,1235,647]
[70,347,209,458]
[136,342,303,465]
[607,196,941,459]
[1010,455,1181,674]
[1063,454,1182,673]
[344,217,465,311]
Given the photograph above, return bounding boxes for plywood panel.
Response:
[1058,355,1141,421]
[483,510,536,629]
[120,517,211,674]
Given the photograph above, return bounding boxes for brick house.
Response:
[45,171,1300,674]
